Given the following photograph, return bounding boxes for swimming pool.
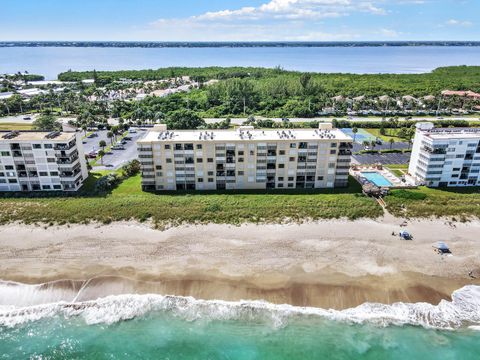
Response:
[361,171,393,187]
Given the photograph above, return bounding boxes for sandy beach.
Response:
[1,215,479,309]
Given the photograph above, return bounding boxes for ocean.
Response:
[1,282,480,359]
[1,46,480,79]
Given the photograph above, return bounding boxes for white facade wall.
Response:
[0,131,89,192]
[409,123,480,187]
[138,126,352,191]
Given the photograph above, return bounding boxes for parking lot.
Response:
[83,129,147,170]
[352,152,411,165]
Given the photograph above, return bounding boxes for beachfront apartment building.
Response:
[409,122,480,187]
[0,128,88,192]
[137,123,353,191]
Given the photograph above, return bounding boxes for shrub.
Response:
[121,160,141,178]
[94,173,121,192]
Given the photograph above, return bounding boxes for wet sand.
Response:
[1,215,479,309]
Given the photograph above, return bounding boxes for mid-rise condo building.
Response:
[409,122,480,187]
[0,128,88,192]
[137,124,353,191]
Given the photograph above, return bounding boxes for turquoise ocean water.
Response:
[1,284,480,359]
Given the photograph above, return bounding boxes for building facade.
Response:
[409,122,480,187]
[137,124,352,191]
[0,129,89,192]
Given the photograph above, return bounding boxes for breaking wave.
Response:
[0,280,479,330]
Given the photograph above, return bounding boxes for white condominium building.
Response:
[409,122,480,187]
[0,129,89,192]
[137,123,353,191]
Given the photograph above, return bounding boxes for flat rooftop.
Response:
[421,127,480,141]
[0,131,76,142]
[139,128,352,144]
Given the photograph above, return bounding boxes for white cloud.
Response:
[445,19,473,27]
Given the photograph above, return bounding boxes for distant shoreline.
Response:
[2,41,480,48]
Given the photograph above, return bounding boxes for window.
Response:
[53,185,62,189]
[279,150,285,155]
[8,179,17,183]
[289,157,295,162]
[196,158,203,163]
[250,150,255,156]
[196,144,202,149]
[47,158,56,163]
[288,177,294,181]
[288,183,294,188]
[238,157,244,163]
[0,151,10,156]
[278,164,285,169]
[331,143,337,148]
[0,179,5,183]
[0,172,3,177]
[166,158,172,163]
[238,151,244,156]
[175,144,183,150]
[208,178,214,183]
[207,158,214,163]
[278,177,284,181]
[278,184,284,188]
[33,144,42,149]
[238,171,244,176]
[164,144,171,150]
[156,165,162,170]
[330,149,336,155]
[50,171,59,176]
[197,178,204,183]
[42,185,51,190]
[328,163,336,169]
[44,144,53,149]
[317,176,324,181]
[39,172,48,176]
[208,171,214,176]
[5,165,14,170]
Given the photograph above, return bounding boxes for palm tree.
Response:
[370,140,377,150]
[362,140,370,149]
[389,138,395,150]
[81,125,87,137]
[352,127,358,143]
[107,131,114,144]
[99,140,106,152]
[98,150,105,165]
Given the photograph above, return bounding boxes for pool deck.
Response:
[350,165,416,189]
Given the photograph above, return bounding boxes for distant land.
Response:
[1,41,480,48]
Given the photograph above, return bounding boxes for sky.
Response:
[1,0,479,42]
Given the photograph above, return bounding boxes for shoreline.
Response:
[1,216,479,309]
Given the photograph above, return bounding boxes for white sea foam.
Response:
[0,282,479,330]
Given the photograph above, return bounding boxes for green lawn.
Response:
[365,128,406,143]
[0,175,383,226]
[385,164,409,178]
[385,187,480,219]
[0,123,33,131]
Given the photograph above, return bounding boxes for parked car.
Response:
[87,133,98,138]
[111,145,125,150]
[23,116,32,121]
[129,129,137,133]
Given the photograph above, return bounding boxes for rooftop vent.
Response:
[2,131,19,139]
[45,131,61,139]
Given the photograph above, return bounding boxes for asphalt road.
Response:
[352,152,411,165]
[94,129,147,170]
[82,130,110,154]
[352,142,410,152]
